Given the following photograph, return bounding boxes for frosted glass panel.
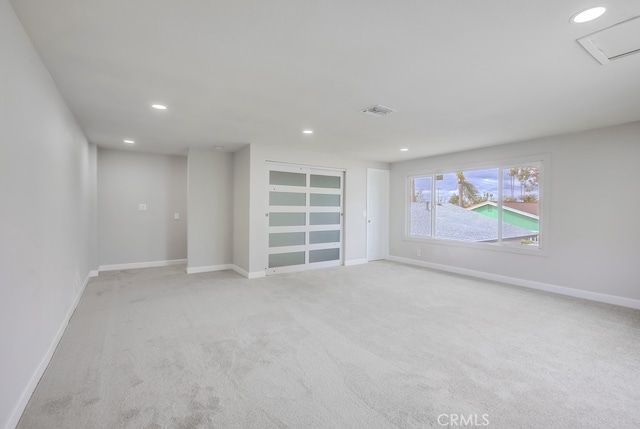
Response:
[309,248,340,263]
[310,174,340,189]
[269,212,306,227]
[267,168,342,273]
[310,193,340,207]
[270,192,306,206]
[269,252,305,268]
[309,230,340,244]
[269,232,305,248]
[310,212,340,225]
[270,171,306,187]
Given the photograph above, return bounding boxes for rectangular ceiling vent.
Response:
[360,105,396,117]
[577,16,640,65]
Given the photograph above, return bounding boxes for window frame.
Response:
[404,154,549,256]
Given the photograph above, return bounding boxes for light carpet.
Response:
[17,261,640,428]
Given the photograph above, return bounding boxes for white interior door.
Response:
[266,164,344,275]
[367,168,389,261]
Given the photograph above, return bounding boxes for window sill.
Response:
[403,235,549,257]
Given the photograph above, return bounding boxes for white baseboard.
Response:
[247,271,266,279]
[4,271,92,429]
[389,255,640,310]
[186,264,232,274]
[230,265,265,279]
[184,264,265,279]
[230,265,250,278]
[88,270,99,278]
[98,259,187,272]
[344,258,368,266]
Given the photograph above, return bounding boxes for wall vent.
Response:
[360,105,396,116]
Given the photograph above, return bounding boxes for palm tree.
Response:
[456,171,479,207]
[518,167,539,198]
[508,168,518,200]
[507,166,539,201]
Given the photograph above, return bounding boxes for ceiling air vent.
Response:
[577,16,640,65]
[360,105,396,117]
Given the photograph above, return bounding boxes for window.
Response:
[408,160,542,249]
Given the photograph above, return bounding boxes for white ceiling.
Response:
[10,0,640,162]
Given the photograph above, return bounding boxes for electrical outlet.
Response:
[174,213,180,220]
[416,248,421,257]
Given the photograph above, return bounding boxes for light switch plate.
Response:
[138,203,147,211]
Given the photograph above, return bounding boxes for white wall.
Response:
[233,146,251,273]
[248,144,389,275]
[390,121,640,305]
[97,148,187,268]
[187,150,233,271]
[0,1,97,427]
[89,144,98,272]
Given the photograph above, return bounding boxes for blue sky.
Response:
[414,168,539,201]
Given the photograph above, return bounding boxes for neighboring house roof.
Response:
[503,202,539,217]
[410,202,537,242]
[468,201,539,218]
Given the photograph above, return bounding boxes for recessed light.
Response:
[571,6,606,23]
[214,146,225,150]
[302,130,313,134]
[151,104,167,110]
[400,148,409,152]
[123,139,135,144]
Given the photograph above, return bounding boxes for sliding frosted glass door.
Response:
[267,164,343,274]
